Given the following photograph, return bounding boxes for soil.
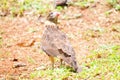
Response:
[0,0,120,79]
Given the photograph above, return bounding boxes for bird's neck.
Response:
[48,17,58,24]
[45,21,59,30]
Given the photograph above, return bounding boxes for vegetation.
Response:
[0,0,120,80]
[0,0,120,17]
[28,45,120,80]
[107,0,120,10]
[0,0,53,17]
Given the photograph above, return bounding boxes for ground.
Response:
[0,0,120,80]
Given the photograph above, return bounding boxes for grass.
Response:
[0,0,54,17]
[78,44,120,80]
[111,25,120,32]
[105,10,113,16]
[28,27,37,33]
[82,27,105,40]
[0,36,2,47]
[0,0,120,17]
[28,44,120,80]
[30,66,74,80]
[74,1,90,9]
[107,0,120,11]
[27,56,36,64]
[0,0,120,80]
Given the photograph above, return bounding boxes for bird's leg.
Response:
[49,56,54,69]
[60,59,65,67]
[60,59,63,65]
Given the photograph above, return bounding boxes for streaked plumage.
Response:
[41,12,81,72]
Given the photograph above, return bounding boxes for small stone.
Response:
[13,62,26,68]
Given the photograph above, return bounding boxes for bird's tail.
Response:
[71,58,82,73]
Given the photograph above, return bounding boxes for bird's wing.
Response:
[41,23,63,57]
[42,22,75,58]
[52,29,75,57]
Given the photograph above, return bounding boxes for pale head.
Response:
[47,12,60,24]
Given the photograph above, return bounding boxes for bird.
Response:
[54,0,72,8]
[41,12,81,72]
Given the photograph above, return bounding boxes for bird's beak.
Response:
[56,12,60,17]
[57,14,60,17]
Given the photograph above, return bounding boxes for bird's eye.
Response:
[50,12,53,16]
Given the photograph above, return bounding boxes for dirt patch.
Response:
[0,0,120,79]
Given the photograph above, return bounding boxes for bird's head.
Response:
[47,12,60,24]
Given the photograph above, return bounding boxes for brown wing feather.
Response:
[52,28,76,57]
[41,22,79,72]
[41,22,75,57]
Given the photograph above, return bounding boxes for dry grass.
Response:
[0,0,120,80]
